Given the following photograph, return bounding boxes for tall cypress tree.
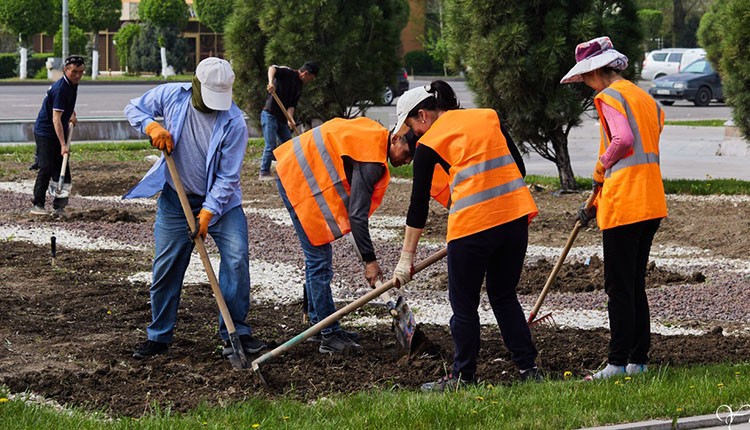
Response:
[445,0,641,189]
[225,0,409,125]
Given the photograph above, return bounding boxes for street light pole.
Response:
[62,0,69,62]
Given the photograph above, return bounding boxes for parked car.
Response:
[382,68,409,105]
[641,48,705,80]
[648,58,723,106]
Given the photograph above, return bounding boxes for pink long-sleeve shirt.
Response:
[598,100,634,169]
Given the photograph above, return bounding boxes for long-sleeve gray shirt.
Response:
[343,157,385,262]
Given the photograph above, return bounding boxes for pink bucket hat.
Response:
[560,36,628,84]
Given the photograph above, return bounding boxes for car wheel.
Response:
[660,101,675,106]
[382,86,394,106]
[693,87,711,107]
[654,73,666,80]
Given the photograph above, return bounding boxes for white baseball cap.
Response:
[393,85,433,134]
[195,57,235,111]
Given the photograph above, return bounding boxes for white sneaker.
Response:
[626,363,648,375]
[29,205,49,215]
[584,364,626,381]
[53,208,68,217]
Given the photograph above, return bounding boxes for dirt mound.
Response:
[517,256,705,294]
[423,256,704,293]
[66,208,146,223]
[1,240,747,417]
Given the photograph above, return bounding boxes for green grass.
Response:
[664,119,727,127]
[1,363,748,429]
[0,74,193,83]
[525,174,750,195]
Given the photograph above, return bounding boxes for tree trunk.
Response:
[672,0,686,47]
[550,130,577,190]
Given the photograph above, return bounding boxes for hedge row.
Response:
[0,52,54,79]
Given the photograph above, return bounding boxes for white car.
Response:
[641,48,706,80]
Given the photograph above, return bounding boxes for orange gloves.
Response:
[145,122,174,154]
[191,209,213,241]
[593,159,605,188]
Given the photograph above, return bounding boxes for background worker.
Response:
[123,57,266,361]
[561,37,667,380]
[392,81,541,392]
[259,61,319,180]
[273,117,414,354]
[30,55,84,216]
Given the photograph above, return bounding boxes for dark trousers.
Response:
[603,218,661,365]
[447,216,538,379]
[33,133,70,209]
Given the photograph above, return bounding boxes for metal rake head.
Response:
[528,312,556,328]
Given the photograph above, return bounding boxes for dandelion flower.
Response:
[624,376,631,380]
[471,410,477,414]
[252,425,260,428]
[735,372,741,375]
[107,311,111,315]
[677,408,682,412]
[689,385,695,389]
[476,396,484,401]
[0,398,7,403]
[564,371,572,378]
[283,416,290,420]
[492,401,499,405]
[615,380,621,385]
[718,383,725,388]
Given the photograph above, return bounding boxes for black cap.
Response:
[301,61,319,76]
[65,55,84,67]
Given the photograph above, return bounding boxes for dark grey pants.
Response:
[32,133,70,209]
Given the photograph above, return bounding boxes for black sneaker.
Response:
[319,331,362,354]
[306,329,361,343]
[519,366,543,383]
[222,334,267,357]
[133,340,169,359]
[29,162,39,171]
[421,374,473,392]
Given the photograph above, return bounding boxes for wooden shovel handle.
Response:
[270,90,300,135]
[528,189,598,323]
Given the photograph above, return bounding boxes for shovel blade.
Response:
[226,331,249,369]
[49,182,71,198]
[392,296,416,353]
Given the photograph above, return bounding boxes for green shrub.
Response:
[404,50,438,75]
[0,53,15,78]
[28,53,53,77]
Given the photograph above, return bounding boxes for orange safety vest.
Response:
[594,80,668,230]
[274,117,391,246]
[418,109,538,242]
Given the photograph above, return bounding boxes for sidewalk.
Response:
[524,120,750,180]
[581,412,750,430]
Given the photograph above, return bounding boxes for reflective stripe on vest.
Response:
[291,126,351,239]
[600,88,661,178]
[448,154,521,215]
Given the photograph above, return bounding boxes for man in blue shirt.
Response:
[258,61,318,180]
[30,55,84,216]
[124,57,265,360]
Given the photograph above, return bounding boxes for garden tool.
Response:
[344,233,425,355]
[50,235,56,266]
[251,247,447,386]
[528,189,598,327]
[161,147,249,370]
[49,122,74,198]
[270,88,308,323]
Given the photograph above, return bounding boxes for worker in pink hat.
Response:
[562,37,667,380]
[124,57,266,362]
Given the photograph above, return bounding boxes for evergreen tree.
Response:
[225,0,408,125]
[445,0,642,189]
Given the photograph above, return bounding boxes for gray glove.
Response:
[577,202,596,227]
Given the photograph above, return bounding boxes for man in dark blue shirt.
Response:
[31,55,85,216]
[258,61,318,180]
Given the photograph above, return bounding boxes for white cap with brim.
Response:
[393,85,432,134]
[196,57,235,111]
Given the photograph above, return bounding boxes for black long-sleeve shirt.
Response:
[343,157,385,262]
[406,119,525,229]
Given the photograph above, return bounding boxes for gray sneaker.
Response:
[421,374,474,392]
[626,363,648,375]
[30,205,49,215]
[306,329,361,343]
[258,171,275,181]
[53,208,68,217]
[584,363,626,381]
[319,331,362,354]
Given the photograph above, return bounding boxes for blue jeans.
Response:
[148,184,252,343]
[277,178,341,335]
[260,110,293,174]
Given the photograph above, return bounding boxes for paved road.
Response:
[0,79,732,121]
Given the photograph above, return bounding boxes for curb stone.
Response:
[581,413,749,430]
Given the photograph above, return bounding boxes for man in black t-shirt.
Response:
[258,61,319,180]
[30,55,85,216]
